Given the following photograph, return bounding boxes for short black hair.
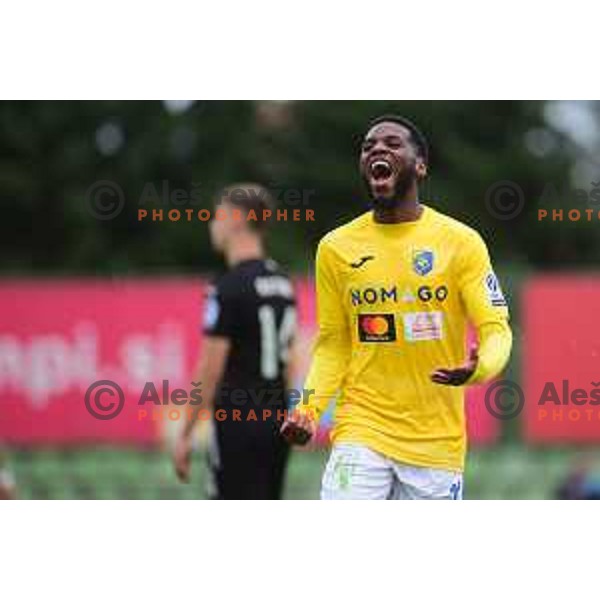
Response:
[366,114,429,164]
[217,182,274,233]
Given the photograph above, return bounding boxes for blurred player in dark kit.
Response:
[174,183,298,499]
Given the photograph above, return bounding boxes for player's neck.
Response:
[373,194,423,224]
[225,234,265,267]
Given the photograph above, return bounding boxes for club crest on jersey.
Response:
[413,250,434,276]
[357,313,397,342]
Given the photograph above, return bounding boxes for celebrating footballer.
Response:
[282,115,513,500]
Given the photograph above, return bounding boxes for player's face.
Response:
[359,122,421,204]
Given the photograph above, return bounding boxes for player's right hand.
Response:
[173,433,193,483]
[280,411,316,446]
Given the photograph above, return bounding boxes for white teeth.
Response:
[371,160,391,173]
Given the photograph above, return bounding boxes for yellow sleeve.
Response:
[470,321,513,384]
[299,237,351,420]
[458,232,512,384]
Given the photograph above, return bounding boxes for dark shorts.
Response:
[206,416,290,500]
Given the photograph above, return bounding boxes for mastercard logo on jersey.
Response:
[357,313,397,342]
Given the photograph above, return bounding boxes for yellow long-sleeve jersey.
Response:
[300,205,512,471]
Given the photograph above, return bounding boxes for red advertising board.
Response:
[0,279,202,445]
[523,276,600,443]
[0,278,497,446]
[463,324,500,445]
[465,384,499,445]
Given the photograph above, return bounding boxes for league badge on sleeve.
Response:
[203,289,220,329]
[485,272,507,307]
[413,250,434,276]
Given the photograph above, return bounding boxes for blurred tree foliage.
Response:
[1,100,598,276]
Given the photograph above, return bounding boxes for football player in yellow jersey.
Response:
[281,115,512,499]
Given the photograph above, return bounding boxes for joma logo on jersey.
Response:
[357,313,397,342]
[351,286,398,306]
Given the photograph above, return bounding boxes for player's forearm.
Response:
[181,338,230,437]
[182,378,219,437]
[181,362,221,438]
[469,320,512,384]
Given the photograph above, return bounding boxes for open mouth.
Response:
[369,159,393,182]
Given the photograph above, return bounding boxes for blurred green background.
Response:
[3,100,600,499]
[8,446,600,500]
[3,100,600,275]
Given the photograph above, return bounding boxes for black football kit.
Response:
[202,258,297,499]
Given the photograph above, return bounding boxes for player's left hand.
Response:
[430,345,478,386]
